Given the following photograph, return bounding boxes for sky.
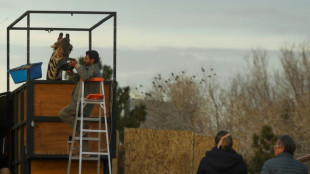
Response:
[1,0,310,92]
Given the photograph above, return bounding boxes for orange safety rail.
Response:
[86,77,104,82]
[86,94,104,100]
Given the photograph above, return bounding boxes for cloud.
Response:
[0,1,15,10]
[0,45,264,92]
[1,0,309,92]
[117,46,281,88]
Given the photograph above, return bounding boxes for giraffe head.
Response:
[46,33,73,80]
[51,33,73,58]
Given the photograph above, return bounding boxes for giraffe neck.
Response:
[46,50,63,80]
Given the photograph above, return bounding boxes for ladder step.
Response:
[82,129,108,133]
[71,156,99,161]
[86,94,104,100]
[77,117,100,121]
[100,148,109,152]
[82,152,109,156]
[82,100,105,104]
[75,137,100,141]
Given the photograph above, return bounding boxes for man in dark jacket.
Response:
[260,135,308,174]
[197,131,247,174]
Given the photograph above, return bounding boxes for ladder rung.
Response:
[82,100,105,104]
[82,129,108,133]
[100,149,109,152]
[77,117,100,121]
[71,156,99,161]
[82,152,109,156]
[75,137,100,141]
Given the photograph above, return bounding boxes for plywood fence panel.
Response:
[193,134,214,174]
[124,128,239,174]
[124,128,193,174]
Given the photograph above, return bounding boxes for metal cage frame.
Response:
[6,10,117,174]
[6,10,117,91]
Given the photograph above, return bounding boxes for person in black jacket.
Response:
[197,131,247,174]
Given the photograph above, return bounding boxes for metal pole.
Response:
[27,12,30,81]
[89,30,92,50]
[113,13,117,82]
[26,12,32,174]
[111,13,117,159]
[7,29,10,91]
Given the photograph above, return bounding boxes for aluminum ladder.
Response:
[67,77,111,174]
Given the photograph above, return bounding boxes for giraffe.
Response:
[46,32,73,80]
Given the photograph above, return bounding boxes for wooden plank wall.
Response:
[11,81,112,174]
[31,160,103,174]
[33,122,109,154]
[31,83,111,154]
[124,128,239,174]
[33,83,111,117]
[33,83,73,116]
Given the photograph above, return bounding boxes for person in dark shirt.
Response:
[197,131,247,174]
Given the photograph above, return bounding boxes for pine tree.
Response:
[116,87,146,143]
[100,64,146,143]
[248,125,277,174]
[101,64,146,143]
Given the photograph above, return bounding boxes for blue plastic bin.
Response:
[8,62,43,84]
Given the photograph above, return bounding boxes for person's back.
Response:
[261,135,308,174]
[197,147,247,174]
[261,152,307,174]
[197,131,247,174]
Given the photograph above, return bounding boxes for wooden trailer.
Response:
[10,80,114,174]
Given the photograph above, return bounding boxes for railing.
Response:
[297,154,310,162]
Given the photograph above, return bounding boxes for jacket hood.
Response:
[205,147,244,172]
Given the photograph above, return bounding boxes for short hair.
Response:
[215,131,233,150]
[215,131,231,144]
[277,135,296,155]
[86,50,99,63]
